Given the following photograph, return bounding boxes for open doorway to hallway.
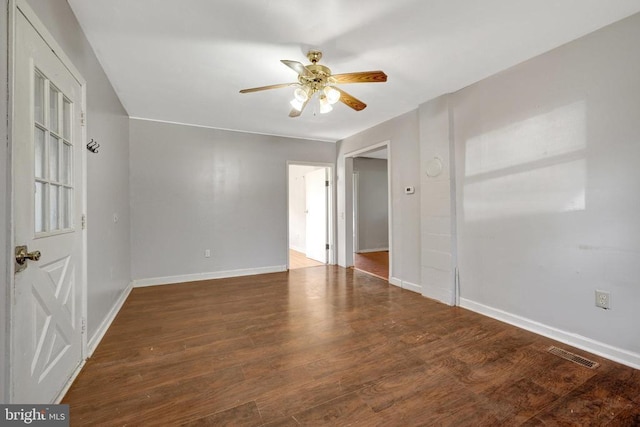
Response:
[352,147,390,280]
[287,163,333,269]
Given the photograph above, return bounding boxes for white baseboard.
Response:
[389,276,402,288]
[356,248,389,253]
[422,283,454,306]
[289,245,305,253]
[55,359,86,403]
[87,282,133,357]
[386,277,423,294]
[133,265,288,288]
[460,298,640,370]
[401,281,421,294]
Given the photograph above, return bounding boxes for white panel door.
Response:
[305,168,327,263]
[12,8,85,403]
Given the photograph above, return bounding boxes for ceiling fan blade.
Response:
[289,98,310,118]
[281,60,314,78]
[335,88,367,111]
[331,71,387,84]
[239,83,295,93]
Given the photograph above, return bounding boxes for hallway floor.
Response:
[354,250,389,280]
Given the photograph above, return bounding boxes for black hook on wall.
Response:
[87,139,100,153]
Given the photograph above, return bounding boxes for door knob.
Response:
[15,245,41,272]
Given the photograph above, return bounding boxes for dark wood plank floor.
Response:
[63,266,640,426]
[354,251,389,280]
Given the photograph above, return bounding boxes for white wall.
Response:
[419,96,457,305]
[129,119,335,283]
[1,0,9,404]
[337,111,421,289]
[288,165,319,253]
[23,0,131,342]
[353,158,388,252]
[451,13,640,365]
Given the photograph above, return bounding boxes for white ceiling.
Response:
[67,0,640,143]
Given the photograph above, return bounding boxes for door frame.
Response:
[286,162,335,268]
[7,0,88,403]
[352,171,359,254]
[343,141,393,281]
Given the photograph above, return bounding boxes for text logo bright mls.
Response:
[1,405,68,426]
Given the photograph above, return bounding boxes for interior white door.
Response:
[12,8,85,403]
[305,168,328,263]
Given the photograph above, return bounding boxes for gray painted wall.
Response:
[337,110,421,289]
[337,12,640,364]
[353,158,388,252]
[24,0,131,340]
[129,119,335,281]
[1,0,8,404]
[451,12,640,358]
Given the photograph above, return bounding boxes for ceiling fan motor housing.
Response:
[300,64,333,93]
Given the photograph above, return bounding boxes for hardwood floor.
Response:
[63,266,640,426]
[354,251,389,280]
[288,249,324,269]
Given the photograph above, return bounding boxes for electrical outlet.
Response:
[205,249,211,258]
[595,290,610,310]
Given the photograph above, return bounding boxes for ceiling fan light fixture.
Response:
[319,94,333,114]
[290,97,305,111]
[324,86,340,105]
[293,86,309,102]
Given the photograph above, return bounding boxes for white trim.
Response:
[130,116,337,143]
[389,276,402,288]
[460,298,640,370]
[53,359,86,404]
[133,265,288,288]
[401,281,421,294]
[342,140,393,280]
[87,282,133,356]
[352,171,359,254]
[5,0,17,405]
[79,61,88,362]
[343,140,390,158]
[422,283,453,305]
[356,248,389,253]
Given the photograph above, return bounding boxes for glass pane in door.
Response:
[50,184,59,231]
[35,182,45,233]
[34,72,44,124]
[49,86,59,134]
[63,98,71,140]
[49,135,59,182]
[61,142,71,185]
[35,127,45,179]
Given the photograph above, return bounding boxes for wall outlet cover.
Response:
[595,290,610,310]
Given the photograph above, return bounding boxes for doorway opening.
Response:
[352,148,389,280]
[287,163,333,269]
[344,142,392,281]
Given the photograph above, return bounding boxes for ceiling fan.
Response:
[239,50,387,117]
